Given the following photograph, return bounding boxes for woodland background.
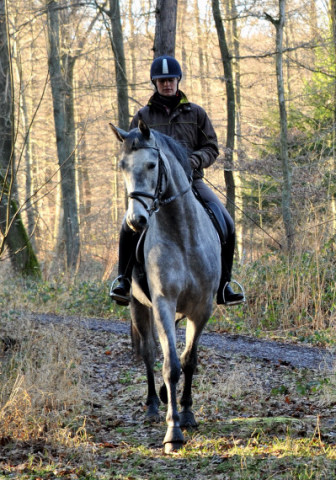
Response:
[1,1,336,477]
[0,0,334,270]
[0,0,335,334]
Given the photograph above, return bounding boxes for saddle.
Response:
[201,200,228,245]
[133,195,228,302]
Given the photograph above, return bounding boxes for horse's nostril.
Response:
[127,214,148,232]
[138,215,148,229]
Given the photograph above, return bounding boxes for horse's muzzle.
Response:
[126,212,148,232]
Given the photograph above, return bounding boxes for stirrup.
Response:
[223,280,245,306]
[109,275,131,305]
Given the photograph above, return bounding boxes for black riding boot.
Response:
[217,232,245,306]
[110,224,139,306]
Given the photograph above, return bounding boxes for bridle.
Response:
[128,145,191,216]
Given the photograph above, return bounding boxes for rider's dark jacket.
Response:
[129,91,219,179]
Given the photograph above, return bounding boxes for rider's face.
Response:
[155,77,179,97]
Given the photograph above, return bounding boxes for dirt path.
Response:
[3,311,336,479]
[31,313,335,370]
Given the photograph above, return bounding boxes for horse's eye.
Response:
[119,159,125,169]
[147,162,156,170]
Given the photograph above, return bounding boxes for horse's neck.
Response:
[160,168,200,231]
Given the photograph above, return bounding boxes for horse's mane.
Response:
[125,126,192,181]
[152,130,192,180]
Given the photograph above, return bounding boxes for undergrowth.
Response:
[212,237,336,346]
[0,235,335,347]
[0,318,92,459]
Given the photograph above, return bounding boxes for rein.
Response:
[128,145,191,216]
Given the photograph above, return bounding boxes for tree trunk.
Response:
[107,0,130,131]
[153,0,178,58]
[228,0,243,259]
[102,0,130,281]
[330,0,336,235]
[265,0,294,251]
[46,0,80,270]
[0,0,40,276]
[212,0,236,222]
[178,0,187,76]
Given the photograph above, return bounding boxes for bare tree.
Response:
[212,0,236,221]
[330,0,336,234]
[46,0,80,270]
[225,0,244,257]
[0,0,40,276]
[153,0,178,57]
[265,0,295,251]
[46,0,99,270]
[98,0,130,280]
[105,0,130,131]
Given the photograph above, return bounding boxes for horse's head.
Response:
[110,120,166,232]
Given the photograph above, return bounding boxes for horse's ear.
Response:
[109,123,128,143]
[138,119,150,139]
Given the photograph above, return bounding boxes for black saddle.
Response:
[202,200,228,245]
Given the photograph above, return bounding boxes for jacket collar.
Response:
[148,90,190,112]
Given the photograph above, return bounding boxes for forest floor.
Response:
[1,313,336,479]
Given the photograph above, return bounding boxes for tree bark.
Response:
[265,0,294,251]
[107,0,130,131]
[227,0,243,258]
[153,0,178,58]
[330,0,336,234]
[212,0,236,221]
[46,0,80,270]
[0,0,40,276]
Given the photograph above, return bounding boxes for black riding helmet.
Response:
[150,55,182,82]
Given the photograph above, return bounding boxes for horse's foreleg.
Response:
[130,299,160,423]
[153,302,185,453]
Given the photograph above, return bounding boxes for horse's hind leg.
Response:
[130,298,160,422]
[179,314,209,429]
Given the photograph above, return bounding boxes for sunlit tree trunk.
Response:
[46,0,80,270]
[153,0,178,57]
[12,18,38,250]
[212,0,236,222]
[128,0,137,103]
[330,0,336,235]
[102,0,130,280]
[0,0,40,276]
[226,0,243,259]
[107,0,130,131]
[265,0,294,251]
[177,0,187,76]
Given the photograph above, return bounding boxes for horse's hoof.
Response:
[163,426,185,454]
[159,384,168,404]
[179,410,198,430]
[164,441,184,454]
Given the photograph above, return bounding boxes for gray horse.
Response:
[110,120,221,453]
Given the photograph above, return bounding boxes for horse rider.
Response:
[110,55,244,307]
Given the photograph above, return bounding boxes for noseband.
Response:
[128,145,191,216]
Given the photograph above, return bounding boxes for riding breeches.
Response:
[192,178,235,282]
